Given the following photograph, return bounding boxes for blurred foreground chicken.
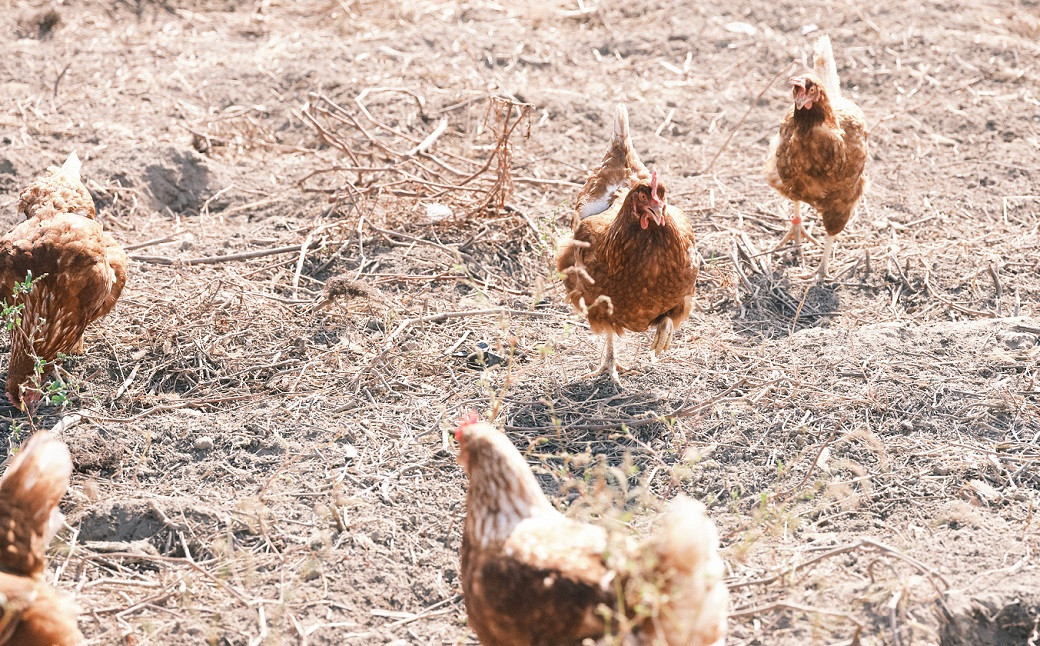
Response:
[765,36,868,281]
[0,152,128,409]
[557,106,697,383]
[456,418,728,646]
[0,432,82,645]
[572,104,652,230]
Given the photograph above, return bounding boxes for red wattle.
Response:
[640,216,649,229]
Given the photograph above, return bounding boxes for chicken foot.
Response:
[582,332,623,384]
[775,201,821,261]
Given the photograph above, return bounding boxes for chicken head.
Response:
[790,75,824,110]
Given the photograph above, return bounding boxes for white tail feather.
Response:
[60,150,81,183]
[612,103,631,148]
[647,496,729,646]
[813,36,842,98]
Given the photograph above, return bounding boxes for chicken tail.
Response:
[611,103,633,151]
[59,151,81,184]
[640,496,728,646]
[813,35,842,98]
[0,432,73,577]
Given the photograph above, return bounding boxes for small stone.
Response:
[1003,333,1036,350]
[193,436,214,451]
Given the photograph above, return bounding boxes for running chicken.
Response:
[557,110,697,383]
[765,36,868,280]
[0,432,82,645]
[456,417,728,646]
[0,152,128,409]
[572,104,652,230]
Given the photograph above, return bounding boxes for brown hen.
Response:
[572,104,652,230]
[0,152,128,409]
[456,418,728,646]
[765,36,868,280]
[0,432,82,645]
[557,161,697,383]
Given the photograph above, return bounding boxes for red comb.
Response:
[650,170,658,192]
[455,411,481,442]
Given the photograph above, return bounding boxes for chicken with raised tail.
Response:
[765,36,868,281]
[0,151,128,409]
[0,432,83,645]
[557,107,697,383]
[572,104,652,230]
[456,417,728,645]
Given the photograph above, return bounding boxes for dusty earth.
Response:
[1,0,1039,644]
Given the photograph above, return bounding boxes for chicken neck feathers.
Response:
[574,104,652,223]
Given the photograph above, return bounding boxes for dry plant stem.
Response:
[777,430,839,502]
[299,93,529,215]
[131,241,340,266]
[125,235,180,251]
[381,308,559,350]
[405,117,448,157]
[923,262,996,318]
[731,537,950,592]
[728,600,865,629]
[86,552,252,604]
[292,231,317,299]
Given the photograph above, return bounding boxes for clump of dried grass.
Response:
[298,92,530,222]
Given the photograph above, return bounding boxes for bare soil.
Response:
[1,1,1039,644]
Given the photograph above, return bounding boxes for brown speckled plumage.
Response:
[456,420,728,646]
[558,184,697,338]
[16,167,96,222]
[0,432,82,645]
[0,155,127,408]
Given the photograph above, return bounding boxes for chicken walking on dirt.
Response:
[557,105,698,383]
[765,36,868,281]
[0,432,83,645]
[0,152,128,409]
[456,417,728,646]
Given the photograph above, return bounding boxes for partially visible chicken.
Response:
[572,104,652,230]
[0,431,82,645]
[0,152,128,409]
[456,418,728,646]
[765,36,868,280]
[557,166,697,383]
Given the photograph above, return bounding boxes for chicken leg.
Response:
[775,201,821,261]
[651,317,674,357]
[584,331,621,384]
[813,233,836,282]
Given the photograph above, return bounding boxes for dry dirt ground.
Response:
[1,0,1040,644]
